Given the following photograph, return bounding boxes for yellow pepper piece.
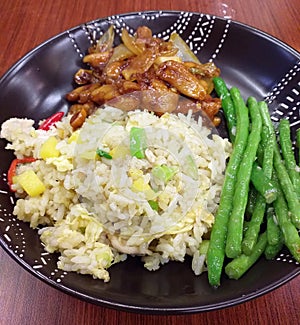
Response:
[132,178,150,192]
[128,168,143,180]
[40,136,60,159]
[131,178,156,200]
[17,170,46,197]
[110,145,130,159]
[67,130,80,144]
[80,151,97,160]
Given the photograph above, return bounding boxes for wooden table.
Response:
[0,1,299,324]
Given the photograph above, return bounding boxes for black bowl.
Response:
[0,11,299,314]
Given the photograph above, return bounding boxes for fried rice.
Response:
[0,106,231,282]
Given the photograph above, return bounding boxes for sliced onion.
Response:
[95,24,115,52]
[169,33,201,64]
[121,29,143,55]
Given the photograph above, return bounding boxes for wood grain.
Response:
[0,1,299,324]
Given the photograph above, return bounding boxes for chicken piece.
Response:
[149,78,170,92]
[200,96,222,121]
[104,60,126,79]
[70,108,87,130]
[184,61,220,78]
[122,47,158,81]
[156,60,207,100]
[91,84,120,104]
[78,84,103,104]
[69,102,96,116]
[135,26,163,50]
[73,69,101,85]
[66,83,101,102]
[136,26,153,42]
[83,50,112,69]
[120,80,141,94]
[173,96,221,126]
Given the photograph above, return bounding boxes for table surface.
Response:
[0,1,299,324]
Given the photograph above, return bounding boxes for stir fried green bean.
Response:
[256,102,275,180]
[242,106,276,255]
[259,102,300,229]
[225,96,262,259]
[264,234,284,260]
[245,187,257,217]
[207,87,249,287]
[272,175,300,263]
[279,119,300,198]
[213,77,236,142]
[264,208,283,260]
[242,193,266,255]
[273,146,300,228]
[207,79,299,286]
[250,162,277,204]
[266,208,281,246]
[225,232,267,280]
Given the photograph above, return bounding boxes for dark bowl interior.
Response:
[0,11,299,314]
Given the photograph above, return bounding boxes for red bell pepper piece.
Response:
[38,112,64,131]
[7,157,37,191]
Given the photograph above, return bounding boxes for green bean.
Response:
[274,146,300,228]
[256,123,274,171]
[242,106,277,255]
[257,102,275,180]
[245,186,257,218]
[266,208,281,246]
[242,193,265,255]
[225,232,267,280]
[243,221,250,235]
[272,175,300,263]
[242,106,276,255]
[256,143,264,165]
[225,96,262,259]
[279,119,300,198]
[264,235,284,260]
[213,77,236,142]
[250,162,278,204]
[259,101,300,229]
[207,87,249,287]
